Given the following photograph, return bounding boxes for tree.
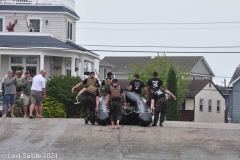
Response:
[129,54,189,119]
[166,66,179,120]
[46,75,83,118]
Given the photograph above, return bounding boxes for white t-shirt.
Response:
[31,74,46,91]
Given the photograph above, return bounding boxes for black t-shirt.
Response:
[83,77,99,86]
[129,80,145,94]
[101,78,112,85]
[107,86,123,94]
[147,78,163,90]
[150,90,166,100]
[83,86,100,97]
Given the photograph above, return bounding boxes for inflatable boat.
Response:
[95,89,152,126]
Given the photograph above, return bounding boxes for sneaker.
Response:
[2,115,7,118]
[159,122,163,127]
[85,118,88,124]
[152,123,157,126]
[10,115,15,118]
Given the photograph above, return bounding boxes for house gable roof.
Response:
[99,60,114,67]
[186,79,224,98]
[102,56,214,76]
[186,80,211,98]
[0,35,99,56]
[0,5,80,19]
[229,65,240,85]
[216,86,229,95]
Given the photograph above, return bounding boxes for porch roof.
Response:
[0,35,98,56]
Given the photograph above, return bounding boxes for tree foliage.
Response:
[129,54,190,119]
[46,75,83,118]
[166,66,179,120]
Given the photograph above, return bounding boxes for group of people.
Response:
[72,71,176,129]
[1,70,46,119]
[6,20,34,32]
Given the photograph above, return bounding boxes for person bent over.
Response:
[105,79,126,129]
[76,84,99,125]
[149,87,176,127]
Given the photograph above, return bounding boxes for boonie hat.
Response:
[107,72,113,77]
[90,71,95,75]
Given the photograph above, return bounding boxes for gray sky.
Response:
[75,0,240,86]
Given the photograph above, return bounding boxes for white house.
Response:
[180,79,226,123]
[0,0,100,79]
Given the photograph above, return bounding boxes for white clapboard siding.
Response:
[192,59,213,76]
[0,55,9,78]
[72,20,76,42]
[42,17,64,41]
[62,18,67,42]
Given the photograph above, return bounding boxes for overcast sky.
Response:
[75,0,240,86]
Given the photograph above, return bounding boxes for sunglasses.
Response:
[25,72,29,74]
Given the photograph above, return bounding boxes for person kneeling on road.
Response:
[149,87,176,127]
[76,84,100,125]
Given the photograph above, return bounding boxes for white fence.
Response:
[0,0,75,10]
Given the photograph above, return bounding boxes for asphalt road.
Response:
[0,118,240,160]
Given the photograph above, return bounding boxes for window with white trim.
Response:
[199,99,203,111]
[208,99,212,112]
[103,68,107,79]
[67,22,73,40]
[30,19,40,32]
[217,100,221,113]
[0,19,3,32]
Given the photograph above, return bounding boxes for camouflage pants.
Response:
[154,97,168,123]
[15,96,23,116]
[82,96,96,121]
[109,100,122,121]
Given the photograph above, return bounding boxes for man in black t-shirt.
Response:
[128,74,147,97]
[72,71,100,93]
[100,72,113,95]
[147,72,168,91]
[76,84,100,125]
[149,87,176,127]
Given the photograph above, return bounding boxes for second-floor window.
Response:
[208,99,212,112]
[68,22,73,40]
[30,19,40,32]
[199,99,203,111]
[0,19,3,32]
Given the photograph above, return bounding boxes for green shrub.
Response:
[43,97,66,118]
[46,75,83,118]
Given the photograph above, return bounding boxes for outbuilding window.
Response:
[199,99,204,111]
[208,99,212,112]
[217,100,221,113]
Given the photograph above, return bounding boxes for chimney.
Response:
[224,78,226,87]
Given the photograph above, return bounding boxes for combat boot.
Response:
[90,120,95,125]
[152,123,157,126]
[159,122,163,127]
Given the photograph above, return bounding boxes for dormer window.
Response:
[68,22,73,40]
[0,19,3,32]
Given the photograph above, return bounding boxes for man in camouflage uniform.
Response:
[105,79,126,129]
[15,70,24,117]
[149,87,176,127]
[76,84,100,125]
[71,71,100,93]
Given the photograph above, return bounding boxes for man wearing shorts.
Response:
[20,71,33,118]
[2,70,17,118]
[29,70,46,119]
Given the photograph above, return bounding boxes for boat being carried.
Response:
[96,89,152,126]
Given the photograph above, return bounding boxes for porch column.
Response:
[91,62,95,73]
[61,57,65,75]
[40,55,44,70]
[80,58,84,79]
[76,58,79,76]
[0,54,1,79]
[71,57,76,76]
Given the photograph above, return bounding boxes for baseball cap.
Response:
[112,79,118,83]
[90,71,95,75]
[107,72,113,77]
[134,74,139,78]
[25,70,30,74]
[15,70,22,75]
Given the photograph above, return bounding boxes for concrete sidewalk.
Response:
[0,118,239,160]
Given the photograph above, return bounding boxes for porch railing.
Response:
[0,0,75,10]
